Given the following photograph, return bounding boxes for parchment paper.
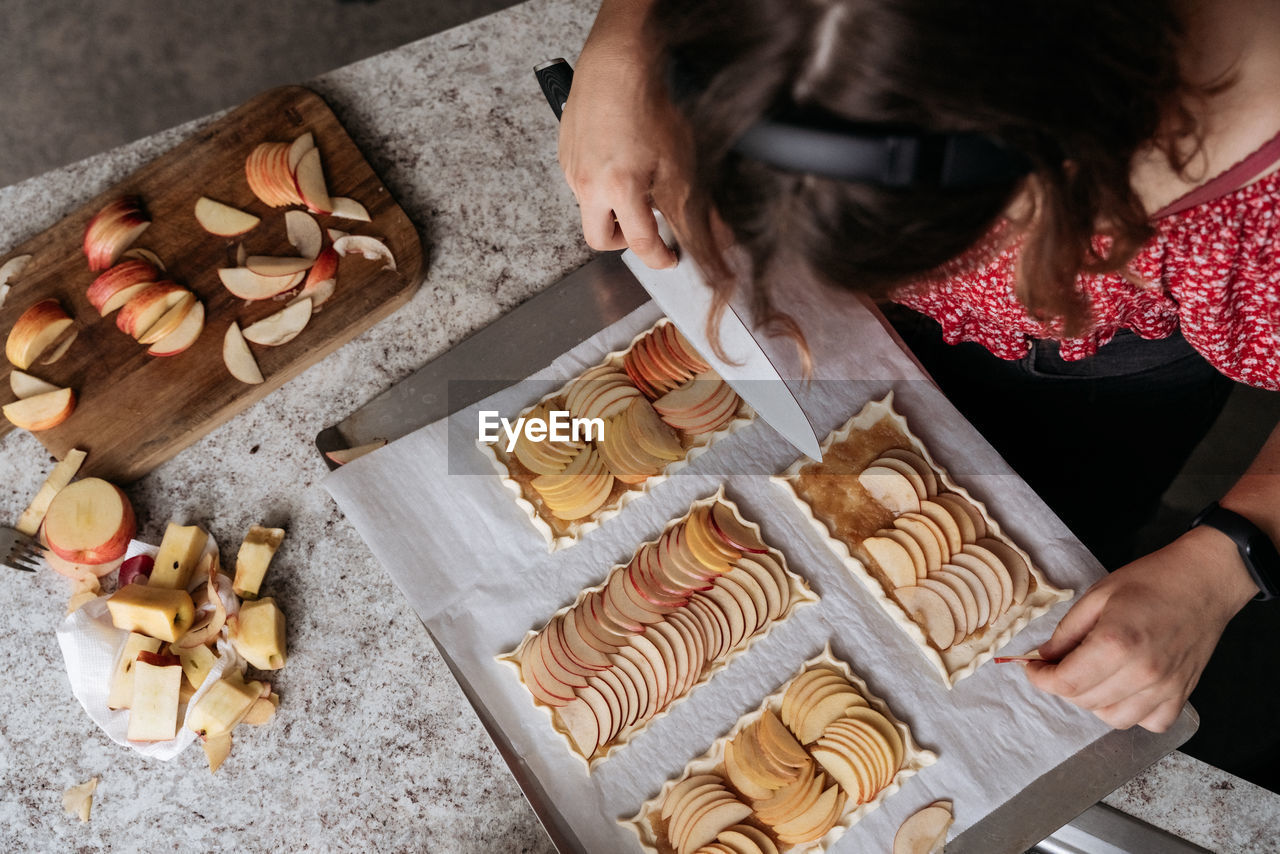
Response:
[323,288,1112,853]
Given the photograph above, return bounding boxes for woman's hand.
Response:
[1025,525,1258,732]
[558,0,679,269]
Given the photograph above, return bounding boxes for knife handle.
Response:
[534,58,574,121]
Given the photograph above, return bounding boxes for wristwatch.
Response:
[1189,501,1280,601]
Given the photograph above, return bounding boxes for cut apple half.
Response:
[241,298,311,346]
[6,299,73,370]
[332,235,396,271]
[223,323,263,384]
[83,196,150,271]
[294,147,333,214]
[3,386,75,431]
[284,210,323,260]
[218,267,305,300]
[328,196,371,221]
[9,369,59,399]
[148,301,204,357]
[44,477,135,565]
[194,197,260,237]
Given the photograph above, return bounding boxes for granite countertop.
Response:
[0,0,1276,851]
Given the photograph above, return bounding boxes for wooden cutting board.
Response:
[0,85,423,482]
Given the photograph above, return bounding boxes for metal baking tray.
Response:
[319,252,1197,853]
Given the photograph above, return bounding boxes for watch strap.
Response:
[1190,502,1280,601]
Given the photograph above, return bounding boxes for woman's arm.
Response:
[1025,422,1280,731]
[558,0,678,269]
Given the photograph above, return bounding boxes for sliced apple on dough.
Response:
[893,515,943,574]
[927,570,979,637]
[880,447,938,496]
[3,386,75,431]
[863,535,917,588]
[977,536,1032,605]
[859,465,921,514]
[940,562,990,628]
[896,585,956,649]
[917,499,964,554]
[873,455,928,500]
[917,577,967,647]
[223,322,263,384]
[934,492,986,539]
[881,528,927,580]
[194,197,259,237]
[950,552,1006,622]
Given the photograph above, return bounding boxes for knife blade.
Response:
[534,58,823,461]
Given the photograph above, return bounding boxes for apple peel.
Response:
[332,235,396,271]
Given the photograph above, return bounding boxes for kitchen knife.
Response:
[534,58,823,461]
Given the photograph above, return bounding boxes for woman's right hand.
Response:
[559,0,679,269]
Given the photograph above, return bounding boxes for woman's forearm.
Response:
[584,0,658,59]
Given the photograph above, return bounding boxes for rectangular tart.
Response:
[627,646,936,854]
[500,488,817,768]
[773,393,1071,686]
[481,319,753,551]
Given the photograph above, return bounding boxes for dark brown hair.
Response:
[648,0,1201,337]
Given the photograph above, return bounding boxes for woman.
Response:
[556,0,1280,765]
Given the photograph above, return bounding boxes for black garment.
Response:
[884,303,1280,793]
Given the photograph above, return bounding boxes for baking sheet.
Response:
[323,292,1113,853]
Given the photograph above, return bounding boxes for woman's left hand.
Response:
[1024,525,1258,731]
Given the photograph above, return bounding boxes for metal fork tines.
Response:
[1,527,42,572]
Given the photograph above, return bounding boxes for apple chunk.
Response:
[5,298,73,369]
[106,584,196,642]
[43,477,136,565]
[223,323,263,384]
[3,386,75,431]
[127,653,183,743]
[194,197,260,237]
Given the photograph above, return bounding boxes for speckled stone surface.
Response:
[0,0,1277,850]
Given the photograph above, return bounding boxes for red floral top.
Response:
[894,131,1280,391]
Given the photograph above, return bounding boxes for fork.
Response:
[1,526,42,572]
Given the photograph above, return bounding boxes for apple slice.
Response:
[332,235,396,270]
[325,438,387,466]
[241,299,312,347]
[731,561,782,624]
[894,802,954,854]
[881,528,927,580]
[148,301,204,357]
[0,254,32,304]
[863,535,917,588]
[15,449,86,536]
[5,299,72,369]
[873,455,928,500]
[917,500,964,555]
[934,492,987,539]
[917,578,967,647]
[927,570,979,637]
[9,369,59,399]
[328,196,371,221]
[83,196,150,271]
[222,323,264,384]
[284,210,323,260]
[709,502,768,554]
[246,255,313,278]
[719,569,768,633]
[293,147,333,214]
[3,386,75,431]
[287,132,315,171]
[939,563,990,628]
[962,543,1014,615]
[136,292,196,345]
[116,283,186,338]
[896,585,956,649]
[977,537,1032,605]
[194,197,260,237]
[43,477,136,565]
[123,247,165,269]
[859,465,921,514]
[881,447,938,496]
[892,515,943,574]
[218,267,305,300]
[950,552,1006,622]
